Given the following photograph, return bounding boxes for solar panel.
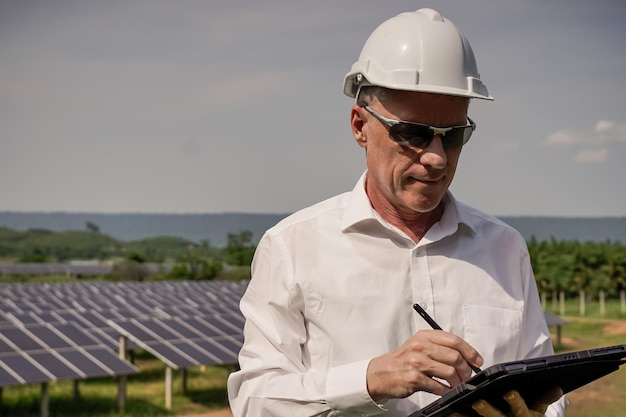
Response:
[57,350,110,378]
[84,347,137,374]
[6,312,41,325]
[200,315,240,335]
[113,321,157,342]
[144,341,198,369]
[192,339,236,363]
[0,326,43,351]
[0,280,249,386]
[26,324,73,349]
[53,322,102,346]
[0,338,13,351]
[0,363,21,386]
[139,319,182,340]
[85,327,120,348]
[0,353,51,384]
[171,339,222,364]
[0,321,139,387]
[28,352,82,380]
[182,317,222,338]
[73,310,109,328]
[37,311,62,324]
[156,318,199,338]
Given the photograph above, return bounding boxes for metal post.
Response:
[580,290,586,316]
[41,382,49,417]
[600,290,606,316]
[165,366,173,409]
[181,368,188,395]
[118,335,128,413]
[72,380,80,399]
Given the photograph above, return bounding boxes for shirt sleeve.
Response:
[227,233,385,417]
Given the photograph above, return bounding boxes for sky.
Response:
[1,0,625,217]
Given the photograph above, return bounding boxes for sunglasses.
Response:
[359,103,476,149]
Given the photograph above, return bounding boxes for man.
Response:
[228,8,567,417]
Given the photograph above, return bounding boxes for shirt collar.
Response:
[341,171,476,242]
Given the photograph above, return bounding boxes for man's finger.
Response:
[503,390,530,417]
[425,330,484,370]
[472,399,507,417]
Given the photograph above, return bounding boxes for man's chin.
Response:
[401,199,444,216]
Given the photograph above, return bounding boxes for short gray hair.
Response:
[355,86,389,105]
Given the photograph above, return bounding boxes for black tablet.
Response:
[410,344,626,417]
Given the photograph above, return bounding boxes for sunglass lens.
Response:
[389,124,433,148]
[389,123,473,150]
[444,127,473,149]
[441,129,465,149]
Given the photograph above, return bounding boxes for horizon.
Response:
[1,210,626,219]
[2,212,625,245]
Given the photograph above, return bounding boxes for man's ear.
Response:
[351,105,367,148]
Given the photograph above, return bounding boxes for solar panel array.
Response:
[0,280,248,387]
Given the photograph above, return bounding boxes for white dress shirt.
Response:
[228,172,567,417]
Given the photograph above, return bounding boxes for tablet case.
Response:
[410,344,626,417]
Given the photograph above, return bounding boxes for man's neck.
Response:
[369,197,445,243]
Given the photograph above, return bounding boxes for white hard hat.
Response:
[343,8,493,100]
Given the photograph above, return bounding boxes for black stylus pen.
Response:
[413,303,482,374]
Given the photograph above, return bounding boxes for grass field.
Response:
[1,303,625,417]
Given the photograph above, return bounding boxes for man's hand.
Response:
[466,387,563,417]
[366,329,483,401]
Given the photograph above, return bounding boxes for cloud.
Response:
[575,148,608,164]
[543,120,626,164]
[594,120,615,133]
[544,120,626,146]
[544,129,584,146]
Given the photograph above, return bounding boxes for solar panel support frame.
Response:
[165,366,173,410]
[117,335,128,413]
[41,382,49,417]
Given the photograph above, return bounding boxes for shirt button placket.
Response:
[411,245,435,330]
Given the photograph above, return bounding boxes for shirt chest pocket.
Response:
[463,304,523,363]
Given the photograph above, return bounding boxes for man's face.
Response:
[351,90,470,218]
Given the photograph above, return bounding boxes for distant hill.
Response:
[498,216,626,244]
[0,212,624,246]
[0,212,288,247]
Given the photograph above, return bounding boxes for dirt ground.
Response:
[604,319,626,335]
[183,319,626,417]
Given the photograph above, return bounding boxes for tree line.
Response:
[2,226,626,294]
[528,237,626,298]
[0,226,256,281]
